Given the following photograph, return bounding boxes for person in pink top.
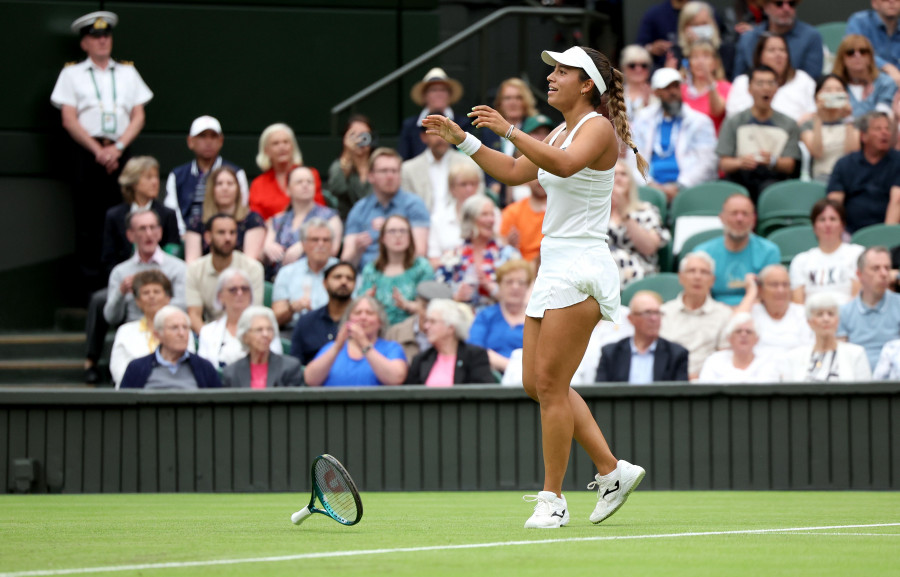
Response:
[222,306,302,388]
[404,299,493,386]
[681,39,731,134]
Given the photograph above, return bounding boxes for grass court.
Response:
[2,491,898,576]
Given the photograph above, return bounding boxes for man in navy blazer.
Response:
[120,306,220,390]
[595,291,689,384]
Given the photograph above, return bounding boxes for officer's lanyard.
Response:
[88,66,117,112]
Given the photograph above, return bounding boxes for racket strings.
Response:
[314,460,359,521]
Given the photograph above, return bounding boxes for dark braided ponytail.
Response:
[578,46,649,180]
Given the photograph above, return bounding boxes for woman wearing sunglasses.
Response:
[620,45,656,119]
[197,268,281,367]
[833,35,897,118]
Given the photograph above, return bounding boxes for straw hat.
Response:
[410,67,464,107]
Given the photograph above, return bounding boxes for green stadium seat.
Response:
[621,273,682,307]
[668,181,749,227]
[817,22,846,55]
[766,225,818,266]
[264,281,274,308]
[756,180,825,237]
[639,185,668,222]
[162,242,184,259]
[851,223,900,249]
[280,337,291,355]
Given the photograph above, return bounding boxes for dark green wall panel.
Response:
[3,384,898,494]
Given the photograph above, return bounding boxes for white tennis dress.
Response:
[525,111,621,323]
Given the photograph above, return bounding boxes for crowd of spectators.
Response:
[54,4,900,390]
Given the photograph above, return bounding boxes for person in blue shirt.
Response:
[303,296,407,387]
[289,262,356,366]
[827,111,900,233]
[341,148,431,270]
[846,1,900,88]
[695,194,781,305]
[467,259,532,374]
[636,0,688,69]
[838,246,900,370]
[733,0,822,80]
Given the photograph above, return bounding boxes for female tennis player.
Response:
[423,46,648,529]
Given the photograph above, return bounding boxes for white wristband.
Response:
[456,133,482,156]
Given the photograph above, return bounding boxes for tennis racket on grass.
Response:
[291,454,363,526]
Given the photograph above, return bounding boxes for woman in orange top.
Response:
[248,123,325,220]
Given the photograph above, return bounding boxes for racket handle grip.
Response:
[291,507,312,525]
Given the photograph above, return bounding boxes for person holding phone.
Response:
[800,75,860,183]
[327,115,375,220]
[424,45,649,529]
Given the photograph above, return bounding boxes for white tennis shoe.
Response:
[523,491,569,529]
[588,460,645,524]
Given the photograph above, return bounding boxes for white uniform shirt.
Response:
[50,58,153,139]
[789,243,865,305]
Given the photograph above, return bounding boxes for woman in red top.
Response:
[249,123,325,220]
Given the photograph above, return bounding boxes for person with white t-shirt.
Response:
[737,264,813,357]
[789,198,864,305]
[698,313,781,383]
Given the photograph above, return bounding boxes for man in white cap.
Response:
[631,67,718,202]
[398,67,470,160]
[50,11,153,295]
[164,116,249,235]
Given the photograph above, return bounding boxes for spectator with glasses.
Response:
[697,313,781,383]
[341,148,430,270]
[832,35,898,118]
[620,45,658,119]
[197,268,281,368]
[846,0,900,88]
[222,307,302,388]
[732,0,823,80]
[595,291,689,384]
[357,215,434,326]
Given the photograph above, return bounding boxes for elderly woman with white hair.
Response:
[222,306,302,388]
[198,268,281,368]
[435,194,520,308]
[782,292,871,382]
[620,45,657,119]
[427,160,489,264]
[405,299,493,386]
[697,313,780,383]
[248,122,325,221]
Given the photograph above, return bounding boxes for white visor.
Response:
[541,47,607,96]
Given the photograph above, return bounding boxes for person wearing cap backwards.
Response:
[424,45,649,529]
[50,11,153,295]
[630,67,717,203]
[398,68,470,160]
[164,116,249,236]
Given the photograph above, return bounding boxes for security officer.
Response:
[50,11,153,295]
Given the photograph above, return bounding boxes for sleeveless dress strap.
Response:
[561,111,601,148]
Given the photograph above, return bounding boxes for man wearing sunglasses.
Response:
[847,0,900,87]
[51,11,153,300]
[733,0,823,80]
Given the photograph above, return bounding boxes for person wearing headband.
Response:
[423,45,649,530]
[50,11,153,301]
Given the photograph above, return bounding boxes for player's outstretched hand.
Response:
[423,115,466,146]
[468,105,510,138]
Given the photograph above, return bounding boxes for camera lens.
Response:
[357,132,372,147]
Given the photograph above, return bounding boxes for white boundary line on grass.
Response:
[2,522,899,577]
